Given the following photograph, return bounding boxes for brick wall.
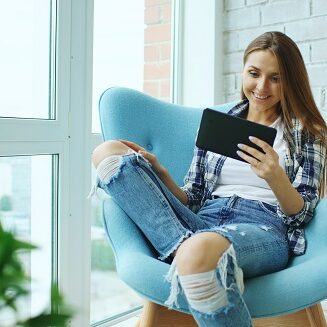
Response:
[144,0,172,102]
[223,0,327,119]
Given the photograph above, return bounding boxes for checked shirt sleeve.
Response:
[277,134,327,228]
[180,144,207,212]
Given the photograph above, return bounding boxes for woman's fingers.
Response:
[248,136,274,155]
[118,139,145,152]
[237,143,265,162]
[237,136,280,181]
[236,136,275,163]
[138,149,164,175]
[117,139,165,175]
[236,150,260,166]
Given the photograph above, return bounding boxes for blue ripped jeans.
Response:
[94,151,290,327]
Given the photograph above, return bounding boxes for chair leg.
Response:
[253,303,327,327]
[306,303,327,327]
[137,300,197,327]
[138,301,159,327]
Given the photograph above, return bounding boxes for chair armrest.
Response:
[245,198,327,317]
[102,198,156,261]
[305,198,327,250]
[102,198,191,310]
[245,252,327,317]
[289,198,327,266]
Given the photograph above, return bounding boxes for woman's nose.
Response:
[257,78,269,91]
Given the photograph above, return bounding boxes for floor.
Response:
[114,316,139,327]
[115,299,327,327]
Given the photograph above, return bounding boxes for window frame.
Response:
[0,0,93,326]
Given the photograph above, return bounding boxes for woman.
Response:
[91,32,327,327]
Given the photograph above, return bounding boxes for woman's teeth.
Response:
[253,93,269,99]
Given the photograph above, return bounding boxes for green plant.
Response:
[0,223,73,326]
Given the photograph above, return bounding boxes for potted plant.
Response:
[0,223,73,326]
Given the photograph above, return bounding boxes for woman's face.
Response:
[242,50,281,117]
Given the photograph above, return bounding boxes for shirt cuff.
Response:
[277,201,308,227]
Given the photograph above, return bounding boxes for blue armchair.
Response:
[99,87,327,327]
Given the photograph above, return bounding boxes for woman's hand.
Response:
[236,136,282,182]
[118,139,166,176]
[237,136,305,215]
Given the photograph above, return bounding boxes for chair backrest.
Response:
[99,87,236,185]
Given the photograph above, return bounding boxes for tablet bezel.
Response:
[195,108,277,162]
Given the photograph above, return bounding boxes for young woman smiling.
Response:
[91,32,327,327]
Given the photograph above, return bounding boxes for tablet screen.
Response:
[195,108,277,162]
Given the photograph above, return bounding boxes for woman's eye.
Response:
[249,71,258,77]
[271,76,280,82]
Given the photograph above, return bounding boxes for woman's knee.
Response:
[175,232,231,276]
[92,140,130,168]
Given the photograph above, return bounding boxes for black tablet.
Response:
[195,108,277,162]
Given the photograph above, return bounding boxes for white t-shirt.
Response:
[211,116,285,205]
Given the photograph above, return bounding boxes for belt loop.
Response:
[226,194,238,208]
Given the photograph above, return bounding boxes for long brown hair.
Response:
[241,31,327,197]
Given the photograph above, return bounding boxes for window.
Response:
[0,155,55,322]
[0,1,53,119]
[0,0,82,324]
[92,0,173,133]
[91,0,174,324]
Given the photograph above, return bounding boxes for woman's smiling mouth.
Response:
[252,92,270,100]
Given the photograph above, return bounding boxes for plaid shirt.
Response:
[181,100,326,255]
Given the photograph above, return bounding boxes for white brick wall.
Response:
[312,0,327,15]
[222,0,327,117]
[224,0,245,11]
[224,7,261,30]
[312,39,327,62]
[261,1,310,25]
[286,16,327,42]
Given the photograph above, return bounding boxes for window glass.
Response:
[92,0,144,133]
[0,1,52,119]
[91,0,173,323]
[92,0,172,133]
[0,155,55,323]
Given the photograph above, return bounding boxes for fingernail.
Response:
[237,143,243,149]
[249,136,255,141]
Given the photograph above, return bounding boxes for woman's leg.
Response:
[167,196,289,327]
[172,232,252,327]
[92,140,131,168]
[92,140,210,260]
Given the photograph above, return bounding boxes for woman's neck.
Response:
[246,109,279,126]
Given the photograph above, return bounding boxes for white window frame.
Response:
[0,0,93,326]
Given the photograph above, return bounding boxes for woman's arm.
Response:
[156,168,188,205]
[264,166,304,215]
[236,136,304,215]
[237,136,325,221]
[118,140,188,204]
